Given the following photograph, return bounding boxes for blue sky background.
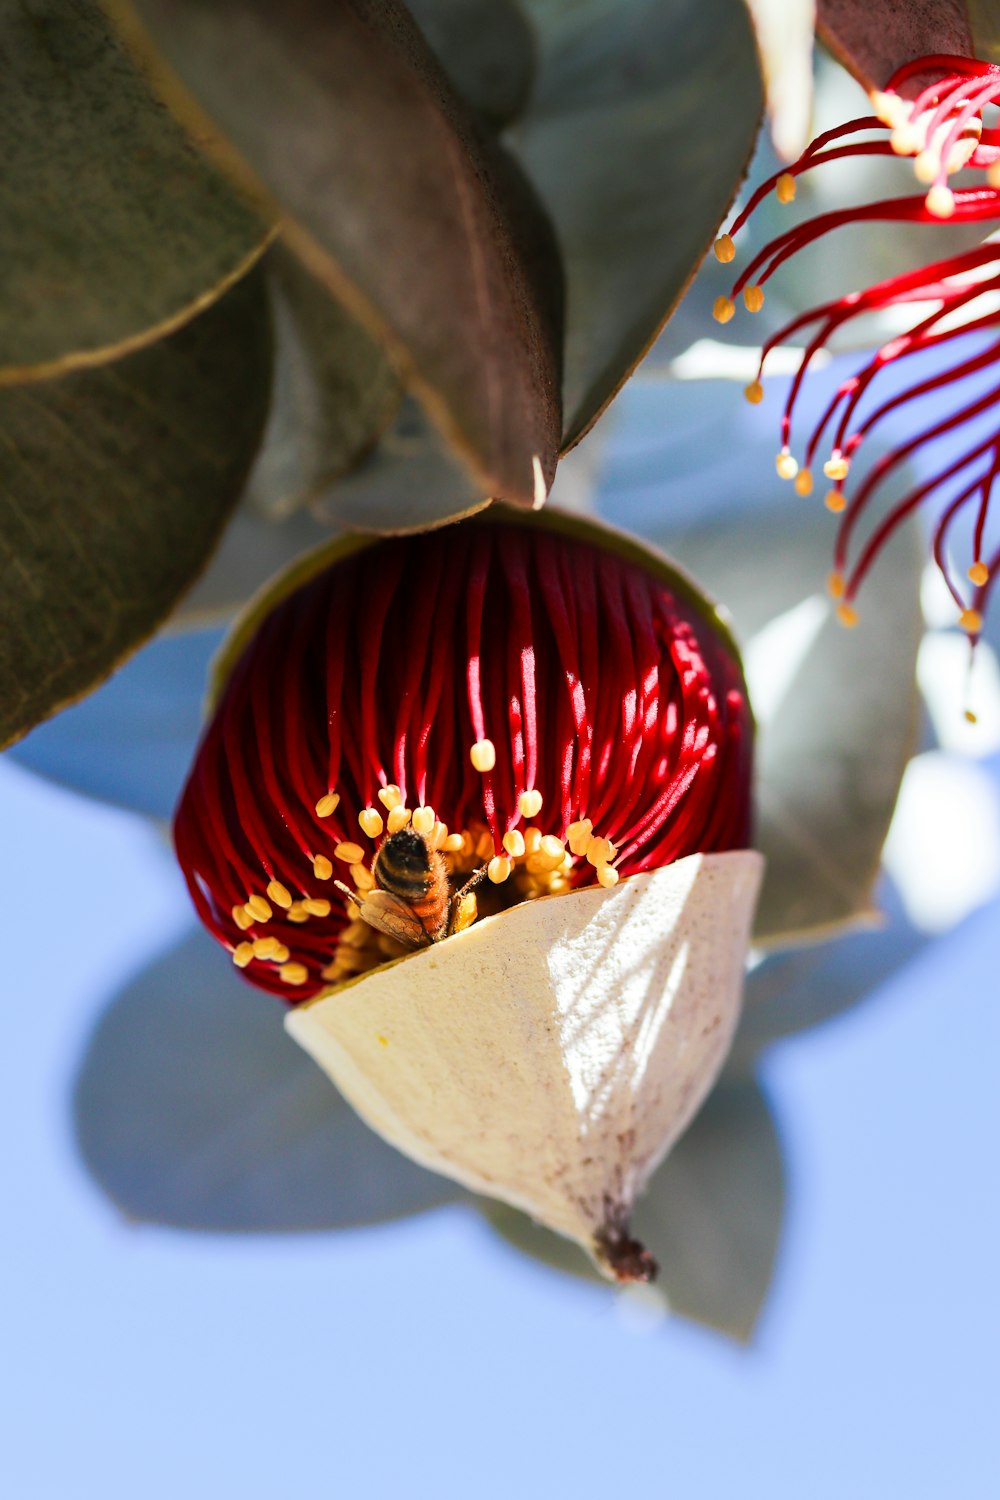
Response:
[2,739,998,1499]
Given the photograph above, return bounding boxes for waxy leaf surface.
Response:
[817,0,973,90]
[74,928,461,1230]
[0,270,272,750]
[129,0,563,508]
[508,0,764,447]
[407,0,536,126]
[245,244,402,521]
[1,0,270,383]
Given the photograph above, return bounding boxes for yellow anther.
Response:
[913,149,940,184]
[965,709,979,724]
[871,90,907,129]
[386,805,412,834]
[245,894,272,923]
[714,233,736,263]
[320,961,345,983]
[795,468,814,497]
[890,123,921,156]
[430,821,449,850]
[232,942,254,968]
[836,603,859,629]
[359,807,384,839]
[470,738,496,772]
[453,891,478,933]
[351,863,375,891]
[232,905,253,932]
[488,855,512,884]
[523,826,543,855]
[503,829,526,858]
[827,571,846,600]
[744,380,764,405]
[988,161,1000,189]
[334,840,365,864]
[596,864,620,889]
[743,284,765,313]
[969,561,990,587]
[775,172,796,204]
[313,854,333,881]
[825,490,847,514]
[823,454,849,481]
[272,943,291,964]
[287,902,310,923]
[412,806,435,836]
[315,792,340,819]
[926,183,956,218]
[518,789,543,818]
[253,937,280,959]
[959,608,983,634]
[567,818,594,856]
[342,919,373,948]
[279,963,309,986]
[713,295,736,324]
[776,449,798,480]
[303,898,331,918]
[586,836,616,867]
[442,832,466,852]
[377,784,402,810]
[539,834,567,869]
[267,879,293,910]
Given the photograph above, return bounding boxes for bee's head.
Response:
[377,825,431,878]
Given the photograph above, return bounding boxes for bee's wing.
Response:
[353,888,430,948]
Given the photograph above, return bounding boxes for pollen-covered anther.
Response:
[253,936,281,959]
[470,738,496,772]
[925,183,956,219]
[596,865,620,889]
[890,121,923,156]
[535,834,567,872]
[386,805,412,834]
[566,818,594,856]
[411,806,436,836]
[503,829,526,858]
[488,855,512,884]
[442,832,465,853]
[279,963,309,986]
[823,454,850,482]
[313,854,334,881]
[743,284,765,313]
[351,863,375,891]
[969,562,990,587]
[870,89,907,129]
[266,879,293,910]
[795,469,814,497]
[377,784,402,811]
[836,603,859,629]
[518,789,543,818]
[776,448,799,480]
[988,161,1000,189]
[232,905,253,932]
[303,898,331,918]
[828,571,846,600]
[315,792,340,819]
[245,893,272,923]
[744,380,764,405]
[586,836,617,868]
[453,891,478,933]
[825,491,846,514]
[714,233,736,263]
[713,295,736,325]
[775,172,796,204]
[913,149,940,185]
[359,807,384,839]
[287,902,310,923]
[334,840,365,864]
[959,608,984,634]
[232,942,254,968]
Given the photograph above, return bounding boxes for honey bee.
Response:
[335,826,487,950]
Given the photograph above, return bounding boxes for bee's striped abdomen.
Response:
[372,827,450,938]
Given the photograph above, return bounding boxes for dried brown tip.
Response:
[593,1222,659,1284]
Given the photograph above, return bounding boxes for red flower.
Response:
[714,54,1000,636]
[174,512,752,1001]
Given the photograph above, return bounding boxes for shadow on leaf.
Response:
[73,926,462,1231]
